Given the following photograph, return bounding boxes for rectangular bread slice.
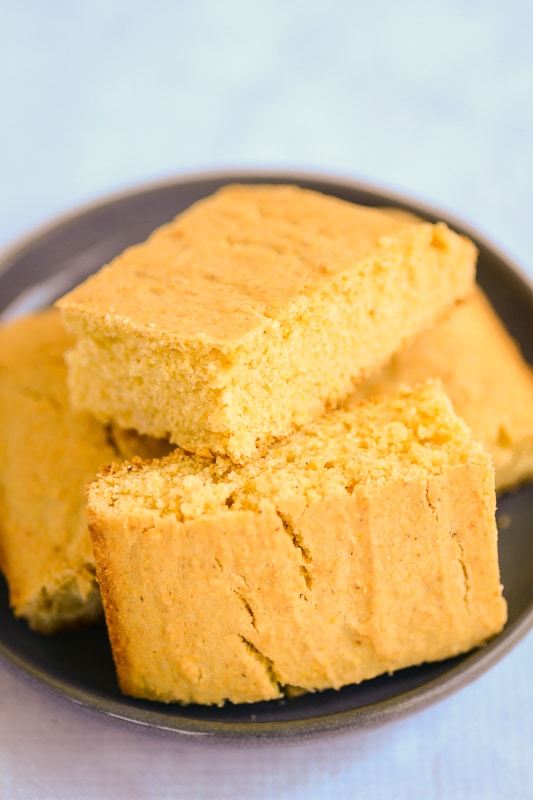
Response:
[0,309,172,633]
[58,184,477,462]
[87,381,506,706]
[348,287,533,493]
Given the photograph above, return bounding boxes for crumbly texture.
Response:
[0,309,172,634]
[88,382,506,706]
[58,184,477,462]
[348,288,533,493]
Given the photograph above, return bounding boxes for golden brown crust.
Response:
[87,383,506,705]
[0,310,110,632]
[0,309,170,633]
[57,186,438,343]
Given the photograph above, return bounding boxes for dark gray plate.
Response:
[0,170,532,741]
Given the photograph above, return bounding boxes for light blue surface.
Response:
[1,3,532,799]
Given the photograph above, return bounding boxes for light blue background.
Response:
[1,2,532,799]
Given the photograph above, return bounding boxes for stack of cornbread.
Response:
[2,184,532,706]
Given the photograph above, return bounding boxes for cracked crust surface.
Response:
[87,382,506,705]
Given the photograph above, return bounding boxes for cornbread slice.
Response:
[0,309,172,634]
[58,184,477,461]
[88,382,506,706]
[348,288,533,492]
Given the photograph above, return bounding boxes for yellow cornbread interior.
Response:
[97,382,481,518]
[59,185,476,461]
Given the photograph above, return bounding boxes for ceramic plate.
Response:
[1,170,532,741]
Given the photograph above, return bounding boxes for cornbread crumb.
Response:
[88,382,506,705]
[58,184,476,461]
[348,288,533,492]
